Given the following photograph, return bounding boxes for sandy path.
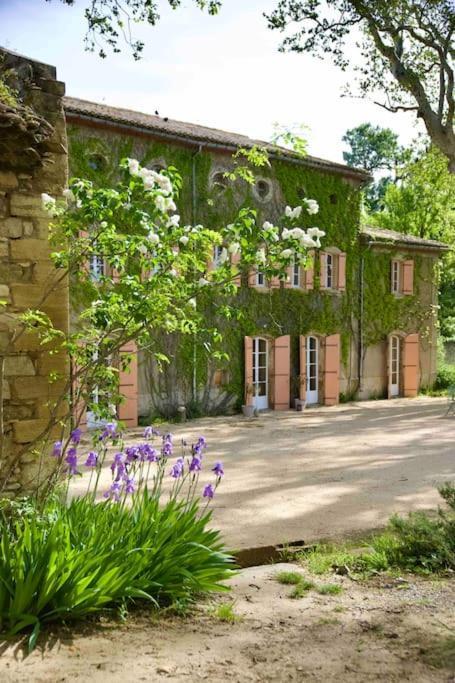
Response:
[1,564,454,682]
[71,396,455,550]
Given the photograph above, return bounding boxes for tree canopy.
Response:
[267,1,455,171]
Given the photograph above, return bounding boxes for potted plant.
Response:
[242,383,255,417]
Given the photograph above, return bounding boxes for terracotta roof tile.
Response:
[361,225,448,251]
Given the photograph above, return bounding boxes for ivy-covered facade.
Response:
[64,97,447,423]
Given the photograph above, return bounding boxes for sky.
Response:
[0,0,422,164]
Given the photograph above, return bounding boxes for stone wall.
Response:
[0,49,69,494]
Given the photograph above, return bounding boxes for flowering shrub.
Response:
[0,423,232,649]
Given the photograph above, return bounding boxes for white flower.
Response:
[148,232,160,245]
[307,227,325,239]
[188,298,197,308]
[143,175,156,190]
[269,230,279,242]
[100,221,108,228]
[198,277,210,286]
[169,268,178,278]
[164,197,177,213]
[256,248,266,264]
[155,173,172,195]
[282,228,290,239]
[301,235,317,248]
[179,235,189,246]
[127,158,140,176]
[155,195,166,212]
[285,205,302,220]
[63,188,75,202]
[137,244,148,255]
[167,214,180,228]
[139,167,152,180]
[263,221,274,230]
[291,227,304,239]
[41,193,57,216]
[281,248,293,258]
[228,242,240,255]
[304,199,319,215]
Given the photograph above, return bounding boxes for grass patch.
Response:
[317,583,343,595]
[274,570,304,585]
[288,579,315,599]
[212,601,240,623]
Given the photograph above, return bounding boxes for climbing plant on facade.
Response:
[8,158,324,493]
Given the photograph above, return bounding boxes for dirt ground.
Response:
[72,396,455,550]
[1,563,454,682]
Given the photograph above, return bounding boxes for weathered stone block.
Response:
[12,419,49,443]
[13,376,63,399]
[2,380,10,400]
[11,283,64,308]
[37,351,68,376]
[0,218,22,238]
[10,194,50,218]
[0,284,11,300]
[23,221,34,236]
[0,171,18,190]
[0,239,9,257]
[4,355,36,376]
[10,239,50,261]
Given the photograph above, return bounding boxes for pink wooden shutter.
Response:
[324,334,340,406]
[403,333,419,397]
[273,335,290,410]
[231,251,241,287]
[283,266,292,288]
[244,336,253,405]
[337,253,346,292]
[402,260,414,295]
[248,269,257,287]
[299,335,306,401]
[118,341,138,427]
[319,252,327,290]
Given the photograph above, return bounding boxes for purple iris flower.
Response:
[196,436,206,449]
[203,483,214,499]
[139,443,158,462]
[100,422,118,441]
[70,428,82,445]
[111,452,126,480]
[125,445,140,462]
[52,441,62,458]
[170,457,184,479]
[104,481,122,502]
[124,476,135,494]
[65,447,79,476]
[212,461,224,477]
[163,433,173,443]
[85,451,98,468]
[162,441,173,457]
[144,426,160,439]
[189,456,202,473]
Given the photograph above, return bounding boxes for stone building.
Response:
[64,98,447,424]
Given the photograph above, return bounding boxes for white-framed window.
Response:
[256,271,265,287]
[213,245,224,268]
[292,258,300,288]
[325,253,334,289]
[391,260,400,294]
[89,253,105,281]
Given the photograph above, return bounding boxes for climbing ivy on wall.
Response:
[67,126,436,416]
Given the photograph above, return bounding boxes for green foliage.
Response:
[274,570,303,585]
[316,583,342,595]
[302,483,455,577]
[0,491,234,648]
[435,363,455,391]
[288,579,314,598]
[211,601,240,622]
[0,77,17,107]
[266,1,455,170]
[271,123,309,157]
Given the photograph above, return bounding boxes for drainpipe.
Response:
[191,145,203,402]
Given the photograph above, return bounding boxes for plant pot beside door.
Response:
[242,383,255,417]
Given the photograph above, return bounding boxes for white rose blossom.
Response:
[263,221,274,230]
[285,205,302,220]
[155,195,166,212]
[164,197,177,213]
[304,199,319,215]
[137,244,149,255]
[179,235,189,246]
[198,277,210,286]
[281,248,293,259]
[188,298,197,308]
[127,158,140,176]
[148,232,160,245]
[166,214,180,228]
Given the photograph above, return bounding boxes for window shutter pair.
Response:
[319,251,346,291]
[402,260,414,295]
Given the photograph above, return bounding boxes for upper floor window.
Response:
[391,259,414,296]
[291,258,300,288]
[213,245,224,267]
[256,271,266,287]
[89,253,105,281]
[320,250,346,292]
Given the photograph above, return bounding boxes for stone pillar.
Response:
[0,49,69,494]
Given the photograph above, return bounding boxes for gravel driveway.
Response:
[72,396,455,550]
